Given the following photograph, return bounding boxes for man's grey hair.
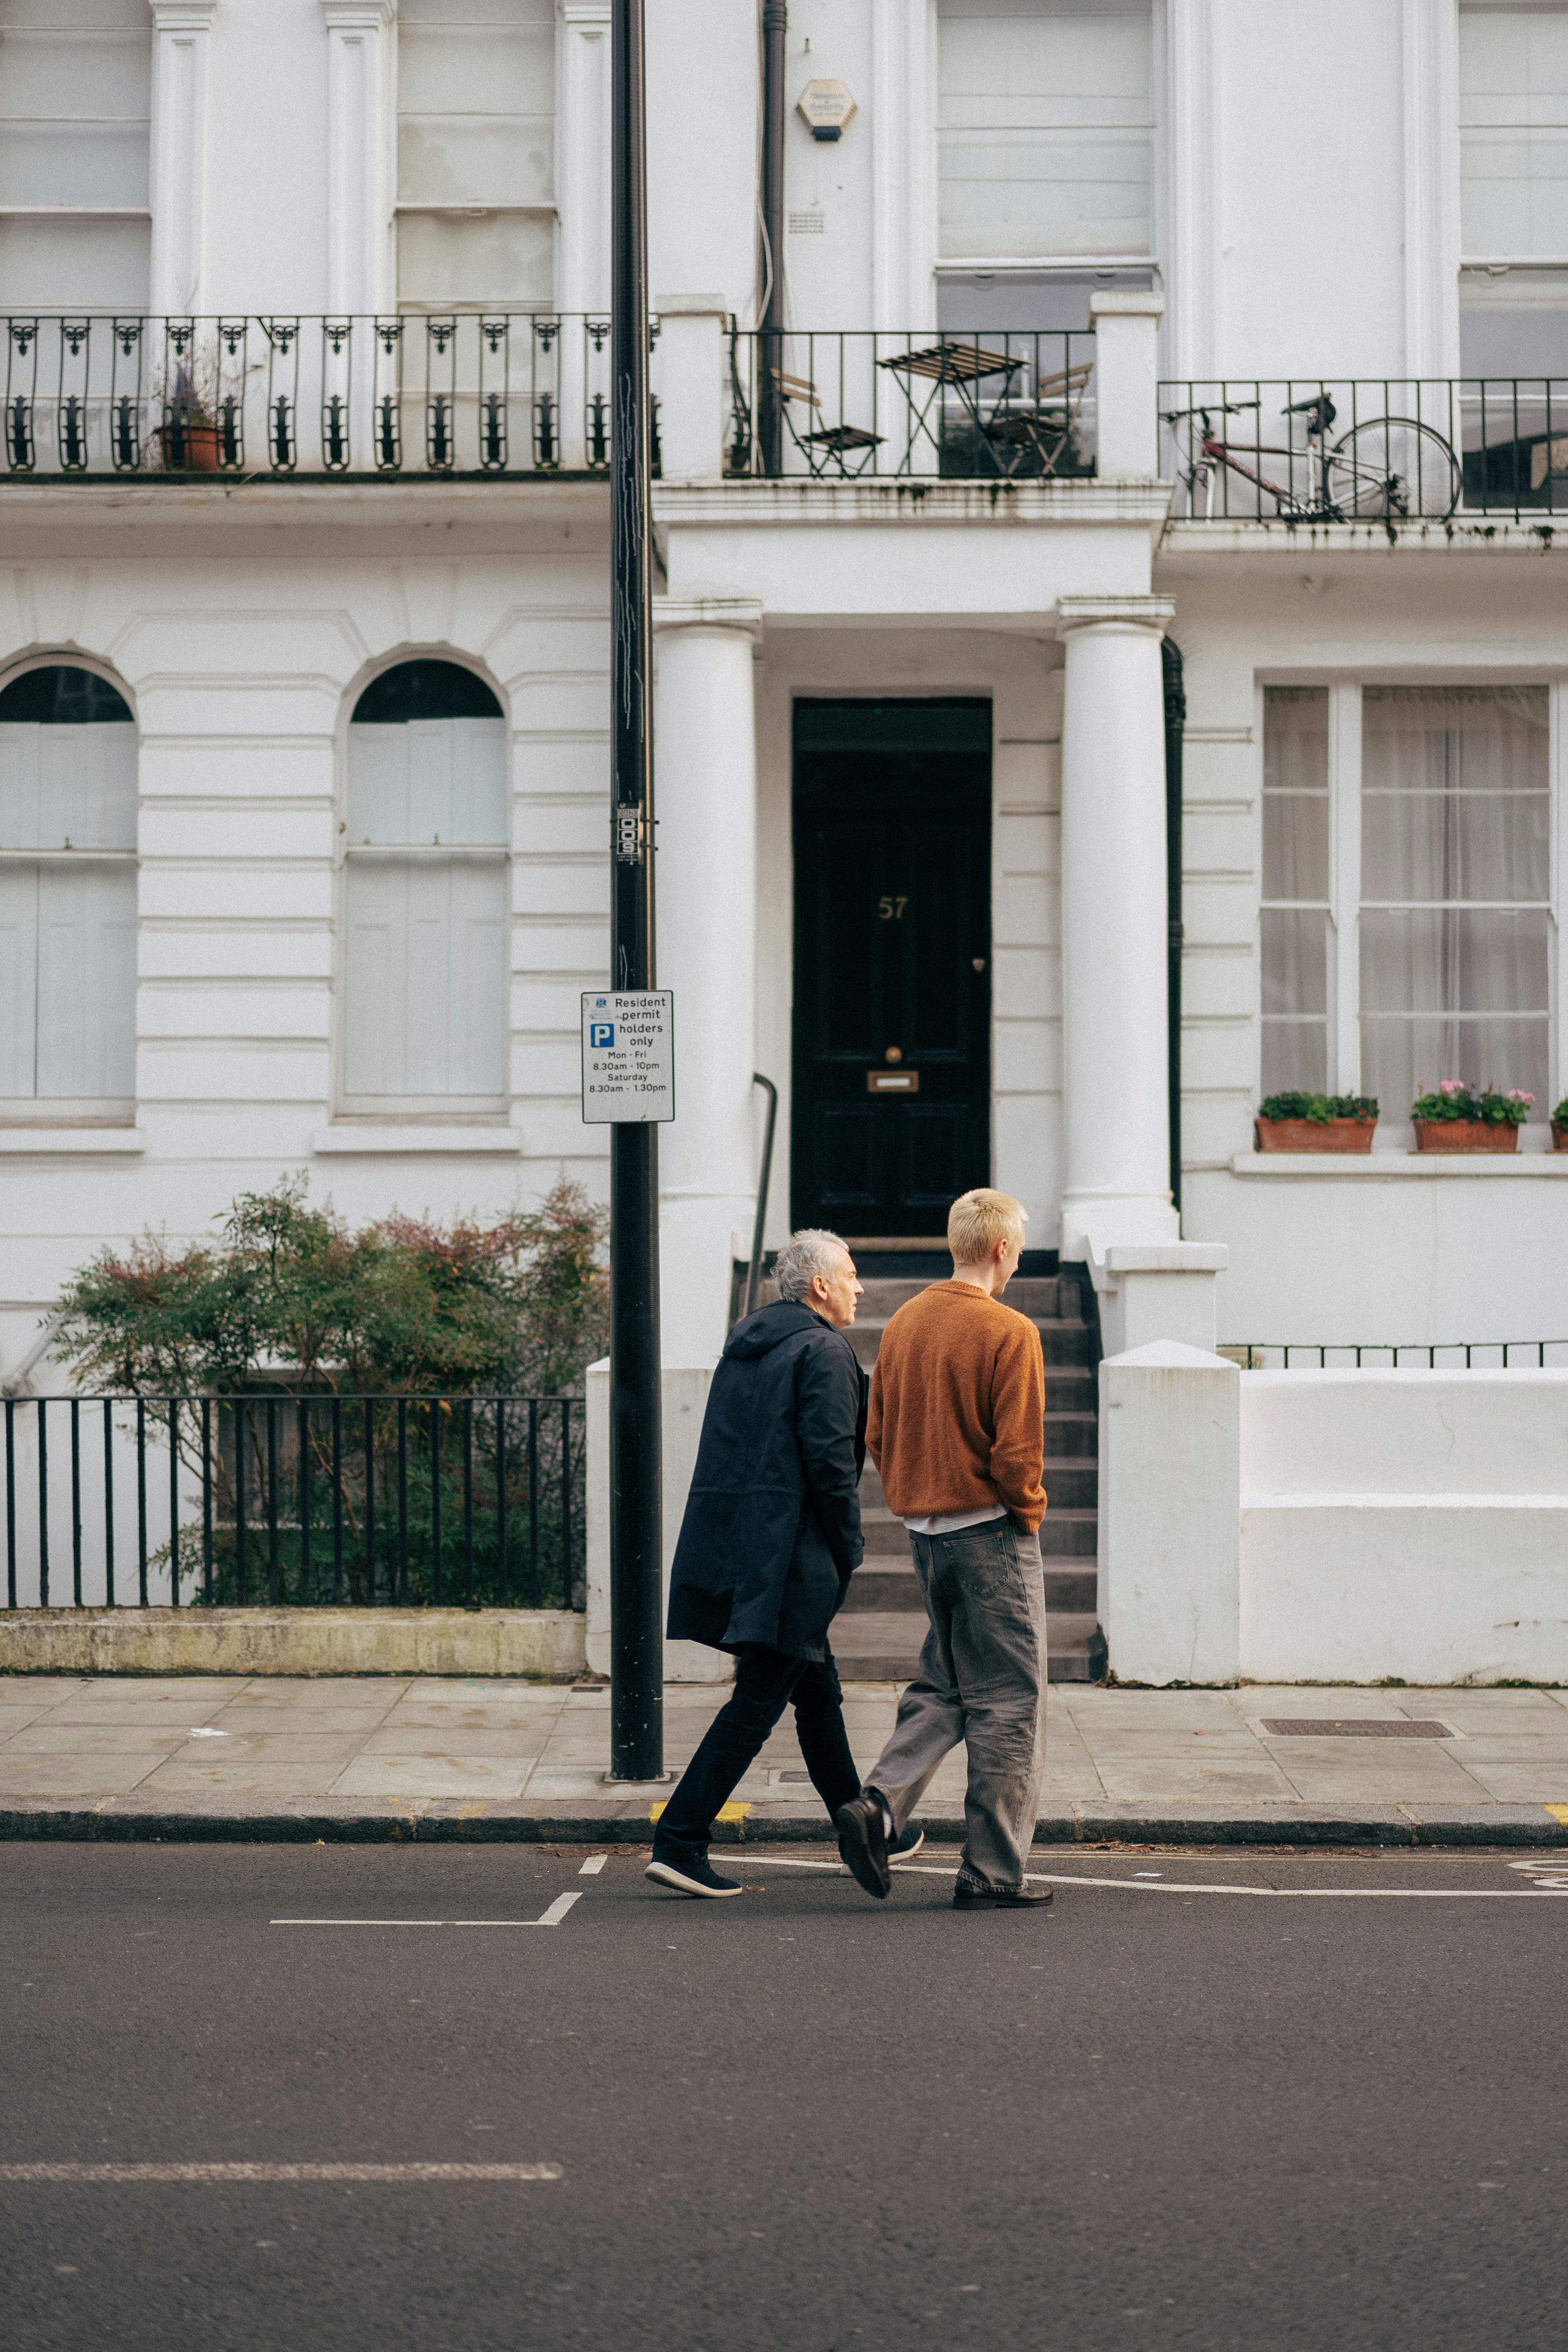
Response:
[774,1228,850,1303]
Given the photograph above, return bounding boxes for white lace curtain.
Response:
[1360,686,1549,1111]
[1261,685,1551,1111]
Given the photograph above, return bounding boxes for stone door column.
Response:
[1057,595,1179,1260]
[652,598,763,1363]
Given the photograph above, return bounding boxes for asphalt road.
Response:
[3,1842,1567,2352]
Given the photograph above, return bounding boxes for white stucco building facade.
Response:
[3,0,1567,1395]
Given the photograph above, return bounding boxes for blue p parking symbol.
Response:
[589,1021,615,1049]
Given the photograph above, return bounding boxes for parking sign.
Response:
[580,990,674,1123]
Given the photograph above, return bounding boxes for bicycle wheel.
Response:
[1324,417,1461,521]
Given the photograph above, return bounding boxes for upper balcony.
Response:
[0,311,1102,490]
[1158,377,1568,536]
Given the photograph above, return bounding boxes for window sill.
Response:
[0,1128,145,1155]
[1230,1149,1568,1177]
[312,1125,522,1156]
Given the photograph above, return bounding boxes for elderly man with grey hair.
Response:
[648,1229,921,1897]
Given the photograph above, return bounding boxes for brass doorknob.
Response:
[884,1046,903,1065]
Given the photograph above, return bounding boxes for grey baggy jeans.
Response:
[865,1516,1047,1893]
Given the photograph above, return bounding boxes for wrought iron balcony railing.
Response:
[725,327,1097,481]
[1160,378,1568,523]
[1,313,637,481]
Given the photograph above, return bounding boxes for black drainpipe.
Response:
[759,0,787,475]
[1163,634,1185,1224]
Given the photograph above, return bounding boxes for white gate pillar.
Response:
[1057,594,1178,1261]
[653,597,763,1363]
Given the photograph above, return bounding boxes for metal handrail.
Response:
[744,1073,779,1317]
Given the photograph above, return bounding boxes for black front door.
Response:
[791,698,991,1237]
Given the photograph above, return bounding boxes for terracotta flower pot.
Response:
[158,421,224,472]
[1255,1117,1376,1154]
[1414,1119,1518,1153]
[1552,1120,1568,1152]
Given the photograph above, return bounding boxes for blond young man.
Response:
[836,1189,1051,1908]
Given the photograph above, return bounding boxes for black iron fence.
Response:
[2,1394,584,1612]
[1,314,639,480]
[727,328,1096,480]
[1160,378,1568,522]
[1224,1342,1568,1369]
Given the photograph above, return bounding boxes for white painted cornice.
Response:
[150,1,222,24]
[320,1,396,23]
[1055,594,1176,635]
[653,596,764,638]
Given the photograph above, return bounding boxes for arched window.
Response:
[343,660,509,1110]
[0,665,137,1116]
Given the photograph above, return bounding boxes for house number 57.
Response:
[877,895,908,920]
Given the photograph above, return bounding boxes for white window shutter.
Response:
[0,867,39,1097]
[35,863,136,1098]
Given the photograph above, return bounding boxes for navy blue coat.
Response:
[667,1300,867,1660]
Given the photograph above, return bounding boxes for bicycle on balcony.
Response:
[1162,390,1462,522]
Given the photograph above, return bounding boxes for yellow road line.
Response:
[649,1800,749,1824]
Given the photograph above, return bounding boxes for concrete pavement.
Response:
[2,1673,1566,1844]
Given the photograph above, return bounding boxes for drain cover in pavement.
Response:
[1261,1718,1452,1739]
[775,1770,814,1782]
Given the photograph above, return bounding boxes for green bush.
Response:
[54,1175,608,1398]
[1258,1092,1378,1123]
[54,1179,607,1609]
[1411,1083,1533,1126]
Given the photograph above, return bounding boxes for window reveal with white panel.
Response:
[396,0,556,310]
[342,662,509,1116]
[1261,684,1553,1125]
[0,0,152,312]
[0,666,137,1120]
[936,0,1154,335]
[1459,2,1568,376]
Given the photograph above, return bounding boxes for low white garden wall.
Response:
[1240,1370,1568,1685]
[1101,1352,1568,1685]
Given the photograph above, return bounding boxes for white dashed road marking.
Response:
[271,1892,583,1929]
[579,1856,607,1875]
[0,2164,562,2184]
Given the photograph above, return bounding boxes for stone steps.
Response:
[832,1609,1105,1685]
[846,1270,1102,1685]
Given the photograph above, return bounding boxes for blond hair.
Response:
[947,1188,1028,1267]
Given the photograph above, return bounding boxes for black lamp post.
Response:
[606,0,664,1784]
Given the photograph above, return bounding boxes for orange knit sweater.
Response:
[866,1281,1047,1532]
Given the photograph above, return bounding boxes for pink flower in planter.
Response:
[1437,1079,1466,1095]
[1507,1090,1534,1105]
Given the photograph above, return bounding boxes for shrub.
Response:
[52,1179,608,1610]
[53,1175,608,1398]
[1411,1082,1533,1127]
[1258,1092,1378,1123]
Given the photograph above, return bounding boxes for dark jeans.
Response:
[652,1643,860,1862]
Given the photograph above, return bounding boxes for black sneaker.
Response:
[645,1853,743,1898]
[890,1825,925,1862]
[834,1793,891,1898]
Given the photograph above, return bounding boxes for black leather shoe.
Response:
[834,1794,891,1898]
[953,1881,1054,1909]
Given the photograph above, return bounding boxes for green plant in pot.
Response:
[1411,1080,1533,1152]
[1551,1095,1568,1151]
[1255,1092,1379,1152]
